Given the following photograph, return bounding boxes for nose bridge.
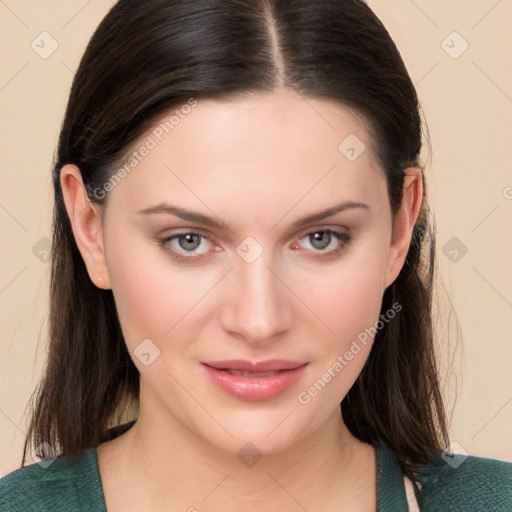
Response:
[222,246,291,344]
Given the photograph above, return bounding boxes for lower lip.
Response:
[201,363,308,401]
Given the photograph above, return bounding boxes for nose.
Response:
[219,250,294,347]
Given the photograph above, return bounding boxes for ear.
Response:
[383,167,424,289]
[60,164,111,289]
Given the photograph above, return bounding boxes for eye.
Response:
[158,231,216,262]
[173,233,204,251]
[292,229,351,258]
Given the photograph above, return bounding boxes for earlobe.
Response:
[383,167,423,289]
[60,164,112,289]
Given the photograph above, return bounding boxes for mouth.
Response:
[202,359,307,372]
[201,359,309,401]
[219,369,285,378]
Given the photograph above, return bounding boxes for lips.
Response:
[201,359,309,400]
[202,359,306,372]
[223,369,281,377]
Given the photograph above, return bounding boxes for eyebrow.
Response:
[137,201,370,230]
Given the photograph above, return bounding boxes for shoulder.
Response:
[417,453,512,512]
[0,447,105,512]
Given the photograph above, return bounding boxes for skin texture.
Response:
[61,87,423,511]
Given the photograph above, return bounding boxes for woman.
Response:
[1,0,510,510]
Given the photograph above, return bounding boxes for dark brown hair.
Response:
[22,0,449,490]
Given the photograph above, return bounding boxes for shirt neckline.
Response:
[375,441,410,510]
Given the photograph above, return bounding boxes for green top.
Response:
[1,439,511,511]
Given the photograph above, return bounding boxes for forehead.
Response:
[106,87,387,219]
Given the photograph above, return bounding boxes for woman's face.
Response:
[68,87,418,455]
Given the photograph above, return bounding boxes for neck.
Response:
[98,394,376,511]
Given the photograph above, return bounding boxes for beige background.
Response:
[1,1,511,476]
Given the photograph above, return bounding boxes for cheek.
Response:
[105,232,190,340]
[294,248,388,406]
[298,234,390,344]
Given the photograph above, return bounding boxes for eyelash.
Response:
[158,229,352,263]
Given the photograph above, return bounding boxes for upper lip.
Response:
[202,359,308,372]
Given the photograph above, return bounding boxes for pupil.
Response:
[180,234,200,250]
[311,231,330,249]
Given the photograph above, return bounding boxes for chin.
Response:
[195,412,315,458]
